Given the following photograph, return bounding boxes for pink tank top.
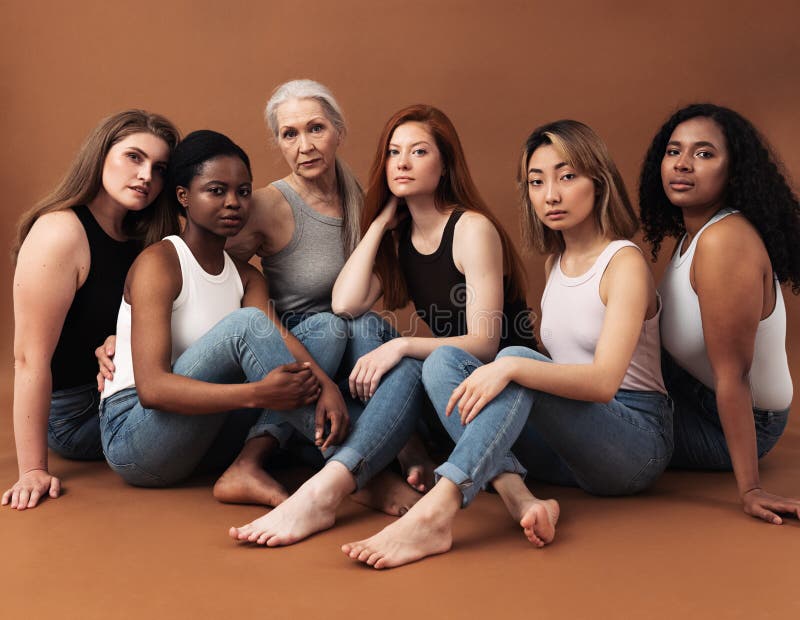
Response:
[540,240,666,394]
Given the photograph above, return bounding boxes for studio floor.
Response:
[1,372,799,620]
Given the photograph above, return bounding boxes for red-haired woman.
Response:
[228,104,533,547]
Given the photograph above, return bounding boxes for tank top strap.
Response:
[673,208,738,266]
[593,239,641,278]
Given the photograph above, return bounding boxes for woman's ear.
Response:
[176,186,189,210]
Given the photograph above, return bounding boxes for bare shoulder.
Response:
[696,213,766,259]
[128,239,181,289]
[605,245,651,284]
[21,210,87,258]
[252,184,291,220]
[454,210,501,244]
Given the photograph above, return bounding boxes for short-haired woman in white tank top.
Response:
[342,121,672,569]
[640,103,800,524]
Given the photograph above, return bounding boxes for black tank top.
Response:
[398,209,536,350]
[50,206,140,390]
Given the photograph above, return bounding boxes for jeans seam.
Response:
[463,384,526,485]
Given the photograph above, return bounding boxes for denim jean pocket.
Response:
[50,385,99,427]
[105,458,166,488]
[626,454,670,494]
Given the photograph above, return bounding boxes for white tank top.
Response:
[540,240,666,394]
[659,209,792,411]
[102,236,244,399]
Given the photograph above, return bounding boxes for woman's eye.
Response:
[240,187,252,197]
[154,165,167,176]
[282,129,297,139]
[208,187,223,195]
[126,152,141,162]
[528,179,542,186]
[696,151,713,159]
[561,173,576,181]
[412,148,427,156]
[387,148,399,156]
[665,148,680,156]
[310,124,324,133]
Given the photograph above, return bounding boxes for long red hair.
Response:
[363,104,526,310]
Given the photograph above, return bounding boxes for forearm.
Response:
[401,334,500,364]
[137,373,258,414]
[281,332,336,387]
[506,357,622,403]
[332,221,385,315]
[714,379,760,496]
[12,362,53,475]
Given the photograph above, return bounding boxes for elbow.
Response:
[331,297,364,318]
[136,381,163,410]
[592,376,622,403]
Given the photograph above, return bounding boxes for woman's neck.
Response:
[560,220,611,260]
[406,194,451,232]
[180,224,227,275]
[287,168,340,210]
[86,191,129,241]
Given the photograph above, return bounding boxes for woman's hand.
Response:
[254,362,321,410]
[373,196,405,232]
[314,380,350,450]
[742,488,800,524]
[95,335,117,392]
[349,338,406,402]
[2,469,61,510]
[446,358,514,424]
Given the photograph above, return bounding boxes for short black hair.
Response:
[167,130,252,214]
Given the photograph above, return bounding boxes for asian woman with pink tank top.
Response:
[639,104,800,524]
[342,120,672,569]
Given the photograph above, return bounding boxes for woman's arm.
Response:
[236,261,349,448]
[3,212,87,510]
[694,220,799,523]
[330,198,400,316]
[448,246,652,422]
[347,212,508,400]
[129,244,318,416]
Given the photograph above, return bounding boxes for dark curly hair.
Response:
[638,103,800,293]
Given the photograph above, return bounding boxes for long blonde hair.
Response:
[12,109,180,263]
[265,79,363,256]
[519,120,637,254]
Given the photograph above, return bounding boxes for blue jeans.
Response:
[422,346,674,504]
[662,351,790,470]
[252,312,403,447]
[100,308,417,489]
[48,383,104,460]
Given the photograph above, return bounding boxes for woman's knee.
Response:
[496,345,548,362]
[422,346,471,386]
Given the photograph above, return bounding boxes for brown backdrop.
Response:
[1,2,799,617]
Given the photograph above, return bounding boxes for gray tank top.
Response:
[261,179,345,320]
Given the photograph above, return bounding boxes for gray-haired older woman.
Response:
[222,79,433,510]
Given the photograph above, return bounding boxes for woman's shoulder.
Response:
[19,209,88,264]
[453,210,500,243]
[696,212,768,265]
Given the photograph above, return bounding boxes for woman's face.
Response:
[275,98,341,180]
[526,143,596,232]
[100,132,170,211]
[385,121,443,201]
[660,116,729,212]
[177,155,253,237]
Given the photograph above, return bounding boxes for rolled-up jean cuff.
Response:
[328,446,371,490]
[435,455,528,508]
[246,422,293,448]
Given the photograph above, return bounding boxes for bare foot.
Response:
[519,498,560,547]
[397,434,436,492]
[213,460,289,507]
[351,470,422,516]
[229,462,354,547]
[342,480,461,569]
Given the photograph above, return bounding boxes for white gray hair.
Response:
[265,79,363,255]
